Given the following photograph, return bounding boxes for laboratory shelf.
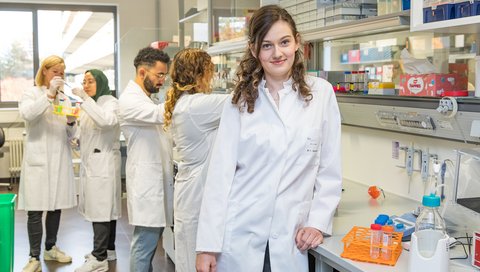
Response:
[302,11,410,42]
[336,93,480,112]
[336,94,480,144]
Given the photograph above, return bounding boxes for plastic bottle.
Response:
[381,225,394,260]
[72,101,81,116]
[414,193,446,258]
[344,71,352,91]
[370,223,382,259]
[351,71,358,91]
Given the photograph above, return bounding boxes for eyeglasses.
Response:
[146,70,168,80]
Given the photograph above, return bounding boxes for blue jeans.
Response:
[130,226,164,272]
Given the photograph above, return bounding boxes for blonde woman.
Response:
[18,55,76,272]
[163,48,228,272]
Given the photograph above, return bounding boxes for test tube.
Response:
[370,224,382,259]
[381,225,394,260]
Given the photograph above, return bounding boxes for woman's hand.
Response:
[295,227,324,251]
[196,252,217,272]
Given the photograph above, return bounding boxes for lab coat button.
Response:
[272,233,279,239]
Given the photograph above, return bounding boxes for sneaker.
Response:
[74,255,108,272]
[106,250,117,261]
[22,257,42,272]
[43,246,72,263]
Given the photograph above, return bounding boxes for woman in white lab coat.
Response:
[18,55,76,272]
[196,5,342,272]
[72,69,121,272]
[163,48,228,272]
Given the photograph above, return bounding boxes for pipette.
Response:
[60,82,83,102]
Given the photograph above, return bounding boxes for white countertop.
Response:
[310,179,477,272]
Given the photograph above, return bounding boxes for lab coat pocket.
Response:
[85,152,109,178]
[26,152,45,166]
[25,142,46,166]
[296,128,321,166]
[133,162,163,198]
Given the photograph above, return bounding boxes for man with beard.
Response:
[118,47,174,272]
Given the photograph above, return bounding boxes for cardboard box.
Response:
[348,49,360,63]
[449,63,468,90]
[399,74,458,97]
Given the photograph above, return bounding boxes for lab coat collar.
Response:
[127,80,154,103]
[260,77,294,95]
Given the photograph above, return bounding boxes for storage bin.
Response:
[361,4,378,16]
[455,1,472,18]
[0,194,16,272]
[423,4,456,23]
[325,14,365,25]
[472,0,480,15]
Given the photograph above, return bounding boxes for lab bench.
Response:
[309,179,477,272]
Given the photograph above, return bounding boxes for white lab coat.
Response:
[77,95,122,222]
[170,93,228,272]
[119,80,174,227]
[18,86,77,211]
[196,76,342,271]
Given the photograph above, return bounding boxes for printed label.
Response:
[407,77,424,94]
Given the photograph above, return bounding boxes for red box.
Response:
[399,74,458,97]
[449,63,468,90]
[474,231,480,269]
[348,49,360,63]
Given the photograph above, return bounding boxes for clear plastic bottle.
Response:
[381,225,394,260]
[414,193,446,258]
[344,71,352,91]
[370,223,382,259]
[351,71,358,91]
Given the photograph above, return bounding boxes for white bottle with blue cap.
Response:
[408,193,449,272]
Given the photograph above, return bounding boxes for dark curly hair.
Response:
[163,48,215,130]
[134,46,170,70]
[232,5,311,113]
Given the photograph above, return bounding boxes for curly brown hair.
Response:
[232,5,311,113]
[163,48,215,130]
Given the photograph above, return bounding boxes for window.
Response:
[0,4,117,105]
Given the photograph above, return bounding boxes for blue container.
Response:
[424,4,456,23]
[374,214,390,226]
[455,1,472,18]
[472,1,480,16]
[402,0,410,10]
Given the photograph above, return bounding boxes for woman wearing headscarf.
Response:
[72,69,122,272]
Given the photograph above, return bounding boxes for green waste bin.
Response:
[0,194,16,272]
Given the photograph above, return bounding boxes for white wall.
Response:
[341,125,477,202]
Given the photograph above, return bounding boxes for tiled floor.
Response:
[1,184,175,272]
